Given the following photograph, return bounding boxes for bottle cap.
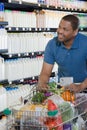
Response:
[3,108,12,115]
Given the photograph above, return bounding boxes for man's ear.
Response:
[74,29,79,36]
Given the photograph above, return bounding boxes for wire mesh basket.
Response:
[7,84,87,130]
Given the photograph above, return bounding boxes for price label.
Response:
[60,77,73,87]
[23,28,25,31]
[9,27,11,31]
[9,54,12,58]
[16,27,19,31]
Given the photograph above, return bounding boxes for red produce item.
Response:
[48,99,57,111]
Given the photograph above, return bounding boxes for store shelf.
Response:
[3,2,39,12]
[39,4,87,13]
[3,76,37,85]
[2,77,38,86]
[6,27,57,32]
[5,27,87,33]
[11,72,55,85]
[0,79,8,85]
[1,1,87,13]
[79,27,87,32]
[1,51,44,59]
[0,49,8,54]
[2,71,55,86]
[0,21,8,27]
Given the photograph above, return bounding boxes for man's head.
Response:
[62,14,80,30]
[57,14,80,45]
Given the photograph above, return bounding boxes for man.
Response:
[38,14,87,92]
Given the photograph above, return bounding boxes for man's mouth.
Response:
[58,34,64,40]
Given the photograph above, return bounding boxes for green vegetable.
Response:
[32,92,46,103]
[48,82,57,89]
[48,82,64,96]
[59,102,74,122]
[72,124,78,130]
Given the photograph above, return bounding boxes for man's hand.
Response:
[66,83,82,93]
[37,82,49,92]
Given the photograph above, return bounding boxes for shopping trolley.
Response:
[7,84,87,130]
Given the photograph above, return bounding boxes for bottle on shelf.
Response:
[0,3,4,22]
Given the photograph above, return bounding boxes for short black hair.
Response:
[62,14,80,30]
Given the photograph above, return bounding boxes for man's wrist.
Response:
[81,78,87,91]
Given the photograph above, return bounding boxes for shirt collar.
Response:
[71,33,79,49]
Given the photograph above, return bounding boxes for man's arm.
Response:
[38,61,54,90]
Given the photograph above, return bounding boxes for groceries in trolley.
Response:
[7,82,87,130]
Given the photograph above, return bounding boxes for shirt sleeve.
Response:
[44,40,55,65]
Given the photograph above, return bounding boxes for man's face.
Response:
[57,19,77,43]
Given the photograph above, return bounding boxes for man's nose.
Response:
[57,28,63,34]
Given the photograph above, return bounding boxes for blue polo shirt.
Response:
[44,33,87,83]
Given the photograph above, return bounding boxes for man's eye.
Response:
[64,29,69,31]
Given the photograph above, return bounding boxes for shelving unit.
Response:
[0,2,87,82]
[0,21,8,84]
[0,0,87,85]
